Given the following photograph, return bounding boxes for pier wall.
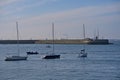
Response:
[0,39,110,44]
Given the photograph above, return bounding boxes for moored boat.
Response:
[5,22,28,61]
[43,23,60,59]
[78,24,87,58]
[27,51,39,55]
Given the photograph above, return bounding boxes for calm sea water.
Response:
[0,40,120,80]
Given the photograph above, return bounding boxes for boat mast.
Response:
[16,22,20,56]
[52,22,55,55]
[97,28,99,39]
[83,24,85,39]
[83,24,86,50]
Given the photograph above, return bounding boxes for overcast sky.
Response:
[0,0,120,40]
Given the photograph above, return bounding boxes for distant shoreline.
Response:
[0,39,111,45]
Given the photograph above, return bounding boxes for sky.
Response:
[0,0,120,40]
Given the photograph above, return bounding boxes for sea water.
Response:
[0,40,120,80]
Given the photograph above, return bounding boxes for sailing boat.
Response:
[79,24,87,57]
[5,22,27,61]
[43,23,60,59]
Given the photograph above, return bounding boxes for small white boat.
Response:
[79,49,87,57]
[78,24,87,58]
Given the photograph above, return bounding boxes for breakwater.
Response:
[0,40,36,44]
[0,39,110,44]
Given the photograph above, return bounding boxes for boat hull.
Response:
[80,53,87,57]
[5,56,27,61]
[43,55,60,59]
[27,52,39,55]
